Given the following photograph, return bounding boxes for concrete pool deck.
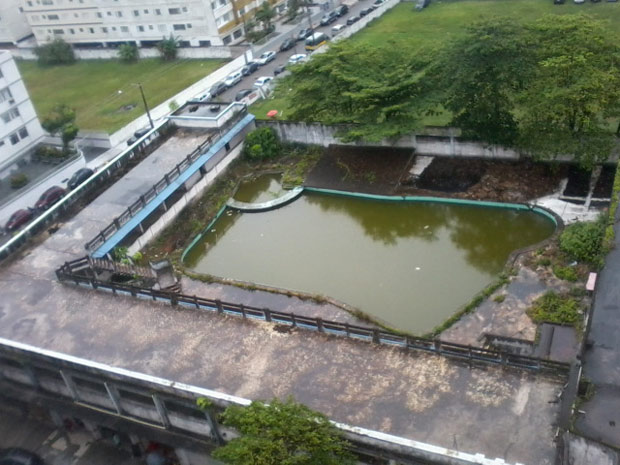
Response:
[0,133,569,465]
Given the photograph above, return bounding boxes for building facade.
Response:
[0,0,33,46]
[21,0,274,48]
[0,50,45,178]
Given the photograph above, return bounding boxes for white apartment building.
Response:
[0,50,45,178]
[0,0,33,45]
[21,0,267,48]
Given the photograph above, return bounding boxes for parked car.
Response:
[241,61,259,76]
[346,15,360,25]
[553,0,565,4]
[256,51,276,65]
[234,89,254,101]
[34,186,66,210]
[297,28,314,41]
[208,81,227,98]
[288,53,308,65]
[373,0,385,5]
[0,448,45,465]
[273,64,286,75]
[224,71,243,88]
[4,209,34,233]
[279,38,296,52]
[320,11,338,26]
[134,127,150,139]
[332,24,346,34]
[573,0,584,3]
[335,4,349,16]
[359,7,373,16]
[67,167,94,190]
[253,76,273,88]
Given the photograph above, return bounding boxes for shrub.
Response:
[34,38,75,66]
[559,217,605,264]
[493,294,506,303]
[527,291,582,326]
[35,145,66,161]
[553,265,578,282]
[10,173,29,189]
[536,257,551,267]
[118,43,139,63]
[242,127,281,160]
[157,35,178,61]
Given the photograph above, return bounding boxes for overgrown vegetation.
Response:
[118,43,139,63]
[559,215,606,266]
[526,291,582,327]
[34,145,67,162]
[10,173,29,189]
[41,104,79,153]
[213,397,355,465]
[242,127,281,160]
[553,265,578,282]
[603,161,620,251]
[34,38,76,66]
[157,35,179,61]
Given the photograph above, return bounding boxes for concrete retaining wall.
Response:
[257,120,521,160]
[12,46,233,61]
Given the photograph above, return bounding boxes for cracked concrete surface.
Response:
[0,133,565,465]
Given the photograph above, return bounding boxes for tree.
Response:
[242,127,281,160]
[255,2,276,32]
[157,34,179,61]
[41,104,79,153]
[287,0,300,20]
[285,41,431,141]
[213,397,355,465]
[429,18,533,146]
[118,43,139,63]
[517,14,620,168]
[34,38,76,66]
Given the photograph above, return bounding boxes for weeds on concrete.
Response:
[603,161,620,252]
[526,291,583,328]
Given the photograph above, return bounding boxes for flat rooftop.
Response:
[0,131,564,465]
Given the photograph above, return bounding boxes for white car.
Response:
[253,76,273,88]
[224,71,243,88]
[332,24,346,35]
[288,54,307,65]
[256,51,276,65]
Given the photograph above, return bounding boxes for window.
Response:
[88,27,94,33]
[133,10,139,16]
[219,0,226,6]
[101,27,108,32]
[239,7,245,14]
[0,68,3,79]
[168,8,181,14]
[222,35,232,45]
[41,0,53,4]
[120,26,128,32]
[96,12,102,18]
[173,24,186,30]
[187,23,192,28]
[31,15,40,21]
[27,1,33,6]
[0,87,13,103]
[53,28,64,34]
[107,11,112,16]
[18,127,29,139]
[233,28,242,39]
[144,9,148,13]
[182,6,188,12]
[157,24,166,32]
[111,27,116,31]
[48,14,59,19]
[9,133,19,145]
[211,2,216,9]
[155,8,161,15]
[69,28,75,34]
[116,11,122,17]
[223,12,231,21]
[1,107,20,123]
[148,25,153,30]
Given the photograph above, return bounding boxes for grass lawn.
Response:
[18,58,226,133]
[251,0,620,123]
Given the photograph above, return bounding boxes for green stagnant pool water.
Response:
[185,186,555,333]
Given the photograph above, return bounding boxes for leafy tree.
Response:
[213,397,355,465]
[518,14,620,168]
[157,34,179,61]
[41,104,79,153]
[285,42,431,141]
[34,38,76,66]
[287,0,300,20]
[430,18,533,146]
[559,216,606,264]
[243,127,281,160]
[118,43,139,63]
[255,2,276,31]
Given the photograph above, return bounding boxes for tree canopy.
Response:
[41,104,79,152]
[34,38,76,66]
[213,397,355,465]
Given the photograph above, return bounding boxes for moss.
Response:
[493,294,506,303]
[553,265,578,282]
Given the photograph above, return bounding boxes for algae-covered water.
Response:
[185,188,554,333]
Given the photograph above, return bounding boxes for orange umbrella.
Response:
[267,110,278,118]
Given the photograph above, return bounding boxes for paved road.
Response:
[576,206,620,447]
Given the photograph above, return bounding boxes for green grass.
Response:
[251,0,620,122]
[18,58,226,133]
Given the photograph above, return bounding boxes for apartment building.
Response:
[0,50,45,178]
[0,0,34,46]
[21,0,269,48]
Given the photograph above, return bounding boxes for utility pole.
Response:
[137,82,154,129]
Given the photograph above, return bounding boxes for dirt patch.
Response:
[563,165,591,197]
[304,145,414,195]
[593,165,615,198]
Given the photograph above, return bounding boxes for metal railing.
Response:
[84,107,249,254]
[56,257,570,376]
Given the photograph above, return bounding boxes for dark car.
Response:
[234,89,254,101]
[67,167,94,190]
[241,61,259,76]
[335,4,349,16]
[373,0,384,5]
[4,209,34,233]
[359,7,374,16]
[133,127,151,139]
[34,186,66,210]
[279,38,296,52]
[319,11,338,26]
[0,448,45,465]
[208,81,227,98]
[273,64,286,76]
[346,15,359,25]
[297,27,314,41]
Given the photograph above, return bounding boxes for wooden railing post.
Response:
[193,295,199,309]
[240,304,246,319]
[215,300,223,314]
[291,313,296,327]
[316,318,324,333]
[372,329,380,344]
[264,308,272,322]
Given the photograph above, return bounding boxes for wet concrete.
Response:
[0,134,566,465]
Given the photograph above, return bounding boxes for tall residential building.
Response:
[0,50,45,178]
[0,0,33,46]
[21,0,273,48]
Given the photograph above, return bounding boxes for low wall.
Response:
[256,120,521,160]
[12,46,233,61]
